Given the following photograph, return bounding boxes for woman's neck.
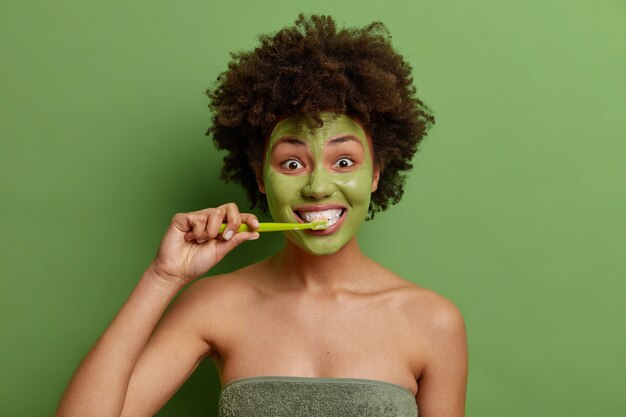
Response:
[267,237,374,294]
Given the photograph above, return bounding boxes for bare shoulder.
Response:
[389,275,467,407]
[371,264,465,328]
[165,263,262,352]
[407,285,465,334]
[146,270,255,336]
[398,283,468,414]
[374,266,466,347]
[176,263,261,313]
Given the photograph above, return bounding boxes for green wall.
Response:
[1,1,625,416]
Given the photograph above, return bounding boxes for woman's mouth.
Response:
[293,207,347,234]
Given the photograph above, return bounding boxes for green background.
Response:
[1,1,625,416]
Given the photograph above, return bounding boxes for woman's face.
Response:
[259,112,379,255]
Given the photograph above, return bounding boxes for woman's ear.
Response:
[250,159,266,194]
[371,167,380,192]
[256,172,266,194]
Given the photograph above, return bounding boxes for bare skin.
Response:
[56,114,467,416]
[55,203,467,417]
[202,234,468,412]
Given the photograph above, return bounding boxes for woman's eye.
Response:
[334,158,355,169]
[281,159,304,170]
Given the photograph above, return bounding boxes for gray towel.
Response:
[218,376,418,417]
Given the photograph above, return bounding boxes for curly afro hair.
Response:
[206,13,435,218]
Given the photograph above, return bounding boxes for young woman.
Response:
[56,14,467,417]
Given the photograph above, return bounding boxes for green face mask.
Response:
[260,112,379,255]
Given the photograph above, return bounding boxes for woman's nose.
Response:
[301,166,335,200]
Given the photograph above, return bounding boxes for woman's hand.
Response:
[149,203,260,288]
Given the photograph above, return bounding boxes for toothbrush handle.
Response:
[255,223,310,232]
[218,224,251,233]
[218,223,310,233]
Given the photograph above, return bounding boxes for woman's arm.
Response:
[55,204,259,417]
[415,296,468,417]
[55,266,184,417]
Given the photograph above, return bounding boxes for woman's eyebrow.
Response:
[327,135,362,146]
[274,137,307,147]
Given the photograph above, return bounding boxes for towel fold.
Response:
[218,376,418,417]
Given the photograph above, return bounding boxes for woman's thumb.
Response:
[216,231,260,255]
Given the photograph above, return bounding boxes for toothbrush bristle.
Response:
[311,220,329,230]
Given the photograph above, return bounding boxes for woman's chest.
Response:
[210,292,425,395]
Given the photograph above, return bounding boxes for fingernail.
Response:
[248,233,260,240]
[223,230,234,240]
[252,219,260,228]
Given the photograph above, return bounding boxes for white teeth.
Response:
[299,209,344,226]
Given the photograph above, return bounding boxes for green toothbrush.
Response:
[218,220,328,233]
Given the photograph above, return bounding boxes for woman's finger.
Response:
[201,207,224,240]
[220,203,242,241]
[180,213,207,242]
[213,230,260,258]
[191,213,208,241]
[240,213,260,230]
